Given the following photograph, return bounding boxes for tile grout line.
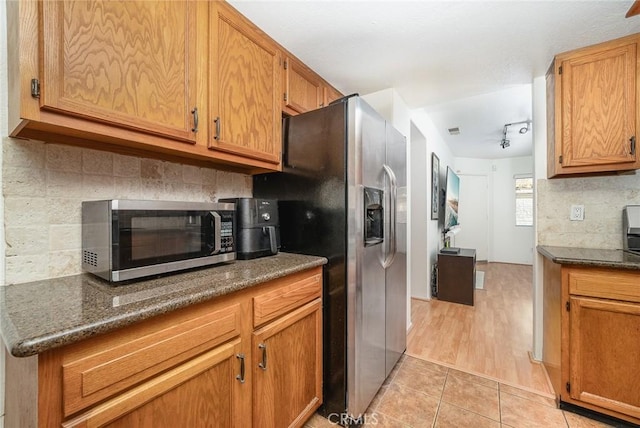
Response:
[431,367,450,428]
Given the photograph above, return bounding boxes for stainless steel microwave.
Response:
[82,200,236,282]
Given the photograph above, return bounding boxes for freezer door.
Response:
[347,98,387,417]
[384,123,407,377]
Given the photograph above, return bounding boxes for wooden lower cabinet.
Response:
[253,299,322,427]
[15,267,323,428]
[567,296,640,420]
[544,264,640,425]
[64,340,245,428]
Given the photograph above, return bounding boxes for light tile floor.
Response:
[305,355,619,428]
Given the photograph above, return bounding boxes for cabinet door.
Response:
[63,339,248,428]
[569,296,640,419]
[284,57,322,115]
[253,299,322,428]
[210,3,281,166]
[323,85,343,107]
[40,1,203,144]
[559,42,638,170]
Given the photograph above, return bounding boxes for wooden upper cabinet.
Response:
[548,34,640,177]
[283,56,323,115]
[209,2,282,166]
[324,85,344,107]
[39,1,203,145]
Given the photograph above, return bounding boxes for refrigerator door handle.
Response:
[382,164,398,268]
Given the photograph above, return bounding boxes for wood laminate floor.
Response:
[406,262,553,395]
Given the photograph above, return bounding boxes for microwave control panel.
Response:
[219,210,235,253]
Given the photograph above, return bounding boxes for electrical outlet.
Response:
[570,205,585,221]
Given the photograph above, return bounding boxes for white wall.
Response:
[409,123,429,304]
[532,76,547,360]
[455,156,534,265]
[0,0,8,424]
[411,111,454,300]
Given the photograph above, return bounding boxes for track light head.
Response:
[500,139,510,149]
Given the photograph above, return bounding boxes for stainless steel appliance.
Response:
[221,198,280,259]
[623,205,640,254]
[254,95,407,420]
[82,200,235,282]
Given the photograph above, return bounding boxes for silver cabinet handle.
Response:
[191,107,198,133]
[214,117,221,141]
[258,343,267,370]
[382,164,398,268]
[236,353,245,383]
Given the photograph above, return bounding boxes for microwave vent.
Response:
[83,250,98,267]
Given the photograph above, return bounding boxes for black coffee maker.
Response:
[222,198,280,260]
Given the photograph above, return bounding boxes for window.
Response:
[515,177,533,226]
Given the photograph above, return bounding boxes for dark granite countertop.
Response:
[0,253,326,358]
[537,245,640,270]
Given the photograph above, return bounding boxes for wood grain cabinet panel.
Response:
[209,2,282,166]
[568,296,640,419]
[63,340,245,428]
[283,56,323,115]
[253,299,322,428]
[549,265,640,425]
[40,0,202,144]
[547,33,640,177]
[323,85,344,106]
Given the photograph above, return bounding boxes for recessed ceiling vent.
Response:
[448,127,460,135]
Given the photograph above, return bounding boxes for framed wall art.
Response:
[431,153,439,220]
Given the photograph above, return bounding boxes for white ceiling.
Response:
[229,0,640,158]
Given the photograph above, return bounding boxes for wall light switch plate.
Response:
[570,204,585,221]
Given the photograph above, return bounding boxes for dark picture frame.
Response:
[431,153,440,220]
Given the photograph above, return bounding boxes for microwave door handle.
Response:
[208,211,222,255]
[382,164,397,268]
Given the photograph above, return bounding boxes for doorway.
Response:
[454,174,488,260]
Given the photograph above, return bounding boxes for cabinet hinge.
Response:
[31,78,40,98]
[559,155,563,164]
[566,382,571,393]
[284,92,288,102]
[284,60,288,70]
[558,66,563,75]
[565,301,570,312]
[630,136,636,156]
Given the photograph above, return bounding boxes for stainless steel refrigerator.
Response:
[254,95,406,421]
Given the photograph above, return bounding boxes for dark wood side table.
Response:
[437,248,476,306]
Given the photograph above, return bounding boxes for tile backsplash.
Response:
[536,173,640,249]
[2,138,252,284]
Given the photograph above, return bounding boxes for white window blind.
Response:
[515,177,533,226]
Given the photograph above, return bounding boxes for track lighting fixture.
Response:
[500,120,531,149]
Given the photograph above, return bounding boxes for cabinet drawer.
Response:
[62,303,241,417]
[253,271,322,327]
[568,268,640,303]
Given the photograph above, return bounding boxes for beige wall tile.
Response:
[3,167,46,197]
[140,159,163,179]
[82,149,113,176]
[49,225,81,251]
[4,198,48,227]
[3,141,252,283]
[47,198,82,225]
[3,138,45,169]
[82,174,115,199]
[183,165,202,185]
[46,145,82,172]
[46,171,83,198]
[537,174,640,249]
[48,250,81,279]
[113,154,141,177]
[5,255,49,284]
[5,226,48,256]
